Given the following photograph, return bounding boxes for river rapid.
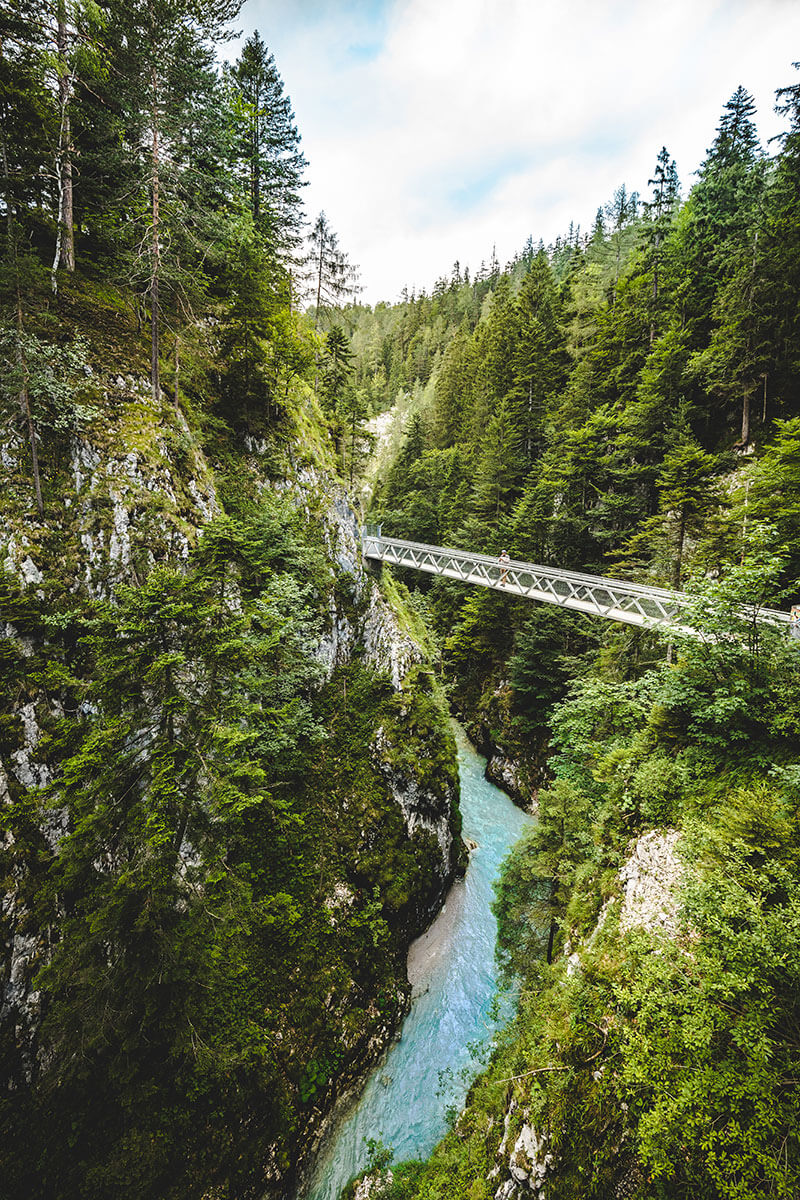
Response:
[305,721,533,1199]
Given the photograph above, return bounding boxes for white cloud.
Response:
[237,0,800,302]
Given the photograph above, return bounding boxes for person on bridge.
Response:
[499,549,510,584]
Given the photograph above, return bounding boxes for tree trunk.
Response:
[672,507,686,589]
[741,386,751,447]
[350,409,357,487]
[315,242,323,329]
[62,109,74,270]
[252,98,260,223]
[546,919,556,965]
[612,235,621,307]
[150,65,161,404]
[51,4,75,290]
[16,292,44,517]
[5,132,43,515]
[2,134,12,249]
[652,230,660,304]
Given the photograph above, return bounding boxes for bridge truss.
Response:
[361,530,793,637]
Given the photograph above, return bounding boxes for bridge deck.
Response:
[361,532,793,636]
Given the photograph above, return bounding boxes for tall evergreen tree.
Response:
[306,211,360,328]
[644,146,680,331]
[231,31,306,258]
[106,0,242,403]
[604,183,639,306]
[509,252,566,465]
[682,88,764,332]
[471,397,521,523]
[758,64,800,400]
[432,320,477,448]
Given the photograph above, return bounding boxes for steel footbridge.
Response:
[361,527,794,637]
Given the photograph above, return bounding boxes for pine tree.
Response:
[0,2,54,229]
[46,1,106,287]
[471,397,521,523]
[604,183,639,306]
[681,87,764,339]
[757,64,800,402]
[306,211,360,329]
[217,218,304,425]
[105,0,242,403]
[644,146,680,325]
[509,252,566,465]
[320,324,353,411]
[231,32,307,259]
[433,320,478,448]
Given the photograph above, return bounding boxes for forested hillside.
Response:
[6,2,800,1196]
[347,81,800,788]
[346,77,800,1199]
[0,5,461,1198]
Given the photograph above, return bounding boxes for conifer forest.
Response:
[3,3,800,1198]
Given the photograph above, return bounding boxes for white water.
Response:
[305,722,532,1199]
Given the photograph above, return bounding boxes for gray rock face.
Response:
[278,462,423,689]
[352,1171,394,1199]
[485,748,536,813]
[488,1099,552,1197]
[3,421,219,599]
[509,1122,553,1191]
[360,585,422,690]
[315,593,358,676]
[619,829,682,937]
[371,726,455,871]
[486,829,684,1196]
[1,402,457,1198]
[67,434,218,593]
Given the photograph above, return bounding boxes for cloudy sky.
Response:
[229,0,800,305]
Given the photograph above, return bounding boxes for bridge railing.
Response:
[362,532,794,635]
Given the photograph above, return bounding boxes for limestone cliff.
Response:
[0,367,461,1197]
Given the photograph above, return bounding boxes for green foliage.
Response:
[216,217,311,427]
[616,793,800,1198]
[229,30,307,257]
[7,19,800,1195]
[0,327,93,432]
[384,548,800,1198]
[0,462,459,1199]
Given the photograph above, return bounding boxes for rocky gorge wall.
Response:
[0,371,462,1198]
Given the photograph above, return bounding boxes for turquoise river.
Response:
[305,722,533,1199]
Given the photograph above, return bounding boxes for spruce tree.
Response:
[306,211,360,328]
[104,0,242,403]
[231,31,307,259]
[509,252,566,465]
[644,146,680,329]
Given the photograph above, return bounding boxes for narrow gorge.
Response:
[4,7,800,1199]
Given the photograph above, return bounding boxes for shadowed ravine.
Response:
[304,722,533,1199]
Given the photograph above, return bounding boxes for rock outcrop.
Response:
[619,829,683,937]
[485,747,536,814]
[372,724,456,873]
[487,1098,552,1199]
